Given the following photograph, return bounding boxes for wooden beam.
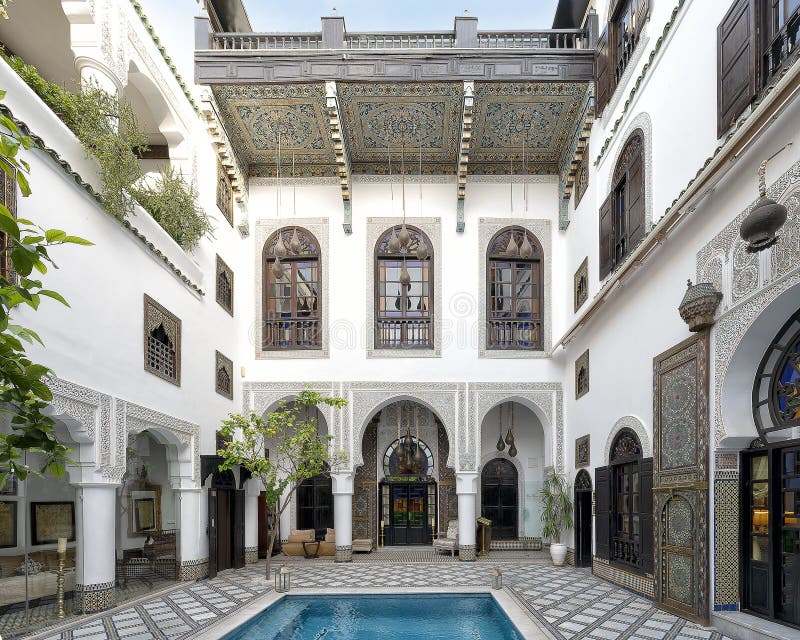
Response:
[456,81,474,233]
[325,80,353,234]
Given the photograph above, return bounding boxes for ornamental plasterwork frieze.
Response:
[469,382,564,473]
[47,377,201,485]
[604,415,652,464]
[253,218,330,359]
[344,382,463,471]
[478,218,552,358]
[366,217,442,358]
[696,159,800,446]
[605,112,654,232]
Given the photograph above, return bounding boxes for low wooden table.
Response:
[302,541,321,559]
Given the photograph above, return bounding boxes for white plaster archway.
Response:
[604,415,652,463]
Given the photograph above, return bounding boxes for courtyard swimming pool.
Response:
[222,593,524,639]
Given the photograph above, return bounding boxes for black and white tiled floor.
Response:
[16,561,732,640]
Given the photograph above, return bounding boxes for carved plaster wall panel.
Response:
[366,217,442,357]
[478,218,552,358]
[696,159,800,446]
[468,382,564,473]
[253,218,330,359]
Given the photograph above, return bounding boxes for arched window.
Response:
[374,224,433,349]
[486,226,543,350]
[599,129,645,279]
[262,226,321,350]
[753,308,800,442]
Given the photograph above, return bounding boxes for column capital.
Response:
[456,471,479,494]
[331,471,355,494]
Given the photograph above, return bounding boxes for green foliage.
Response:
[0,94,93,486]
[217,389,347,573]
[2,52,147,221]
[539,469,573,544]
[131,167,213,250]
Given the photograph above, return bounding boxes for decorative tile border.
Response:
[335,545,353,563]
[592,557,654,599]
[74,582,115,613]
[490,538,542,551]
[245,546,258,564]
[713,453,740,611]
[178,557,209,581]
[459,544,477,561]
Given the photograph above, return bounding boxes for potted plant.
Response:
[540,469,573,566]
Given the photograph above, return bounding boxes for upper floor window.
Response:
[216,255,233,316]
[143,294,181,386]
[215,350,233,400]
[486,226,543,350]
[262,227,321,350]
[374,224,433,349]
[595,0,650,114]
[599,129,645,280]
[217,160,233,226]
[717,0,799,136]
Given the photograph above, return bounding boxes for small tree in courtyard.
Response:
[217,389,347,578]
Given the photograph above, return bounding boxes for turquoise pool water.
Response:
[224,593,524,639]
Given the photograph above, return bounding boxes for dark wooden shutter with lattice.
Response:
[595,465,611,560]
[639,458,654,574]
[595,25,611,115]
[0,169,16,282]
[717,0,758,137]
[636,0,650,39]
[626,147,645,248]
[599,192,614,280]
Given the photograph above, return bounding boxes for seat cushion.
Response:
[287,529,315,543]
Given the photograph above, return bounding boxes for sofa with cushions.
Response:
[282,528,336,557]
[0,549,77,606]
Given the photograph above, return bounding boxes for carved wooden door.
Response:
[653,332,710,624]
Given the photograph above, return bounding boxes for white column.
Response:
[244,479,261,563]
[332,472,354,562]
[74,483,118,611]
[456,472,478,561]
[175,488,205,580]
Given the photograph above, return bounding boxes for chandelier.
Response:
[395,401,423,474]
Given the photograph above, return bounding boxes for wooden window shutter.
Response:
[717,0,758,138]
[599,191,614,280]
[595,25,611,115]
[595,465,611,560]
[626,144,645,249]
[639,458,654,574]
[635,0,650,39]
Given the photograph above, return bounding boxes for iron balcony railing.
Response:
[210,28,589,51]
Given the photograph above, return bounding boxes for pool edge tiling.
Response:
[192,588,547,640]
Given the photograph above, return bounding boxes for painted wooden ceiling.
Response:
[212,81,589,178]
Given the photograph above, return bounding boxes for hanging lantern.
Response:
[740,160,788,252]
[496,403,506,451]
[412,405,423,465]
[508,440,517,458]
[274,234,288,259]
[520,233,533,259]
[289,227,302,254]
[396,404,405,460]
[400,263,412,288]
[388,227,401,253]
[274,566,291,592]
[271,255,285,279]
[416,238,428,261]
[505,232,519,257]
[399,223,411,248]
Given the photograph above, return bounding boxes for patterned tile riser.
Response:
[245,547,258,564]
[592,558,654,599]
[178,558,209,581]
[490,538,542,551]
[459,544,476,561]
[74,583,115,613]
[713,472,740,610]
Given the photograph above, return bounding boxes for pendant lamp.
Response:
[496,403,506,451]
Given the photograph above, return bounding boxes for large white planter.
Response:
[550,543,568,566]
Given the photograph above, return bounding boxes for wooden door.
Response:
[217,489,232,571]
[574,470,593,568]
[232,489,245,569]
[481,459,518,540]
[208,489,218,579]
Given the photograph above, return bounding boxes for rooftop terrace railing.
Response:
[209,27,591,51]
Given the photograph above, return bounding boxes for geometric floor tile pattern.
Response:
[16,561,732,640]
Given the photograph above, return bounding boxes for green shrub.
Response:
[131,167,213,250]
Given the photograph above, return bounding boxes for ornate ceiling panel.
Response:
[211,84,338,177]
[337,82,462,175]
[470,82,589,175]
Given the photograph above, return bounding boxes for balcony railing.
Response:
[477,29,589,49]
[210,28,589,51]
[376,319,432,349]
[262,319,321,350]
[487,319,542,350]
[612,537,641,569]
[212,33,323,50]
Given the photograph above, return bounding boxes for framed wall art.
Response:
[31,501,75,545]
[0,501,17,548]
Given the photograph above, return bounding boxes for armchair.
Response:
[433,519,459,557]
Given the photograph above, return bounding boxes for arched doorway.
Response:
[297,472,333,539]
[574,469,592,567]
[481,458,518,540]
